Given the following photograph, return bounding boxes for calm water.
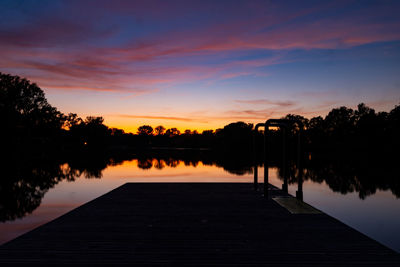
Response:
[1,158,399,252]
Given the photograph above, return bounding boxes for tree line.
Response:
[1,72,399,160]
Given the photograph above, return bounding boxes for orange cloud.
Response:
[112,114,209,123]
[236,99,297,107]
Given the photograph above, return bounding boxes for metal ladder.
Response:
[253,119,303,200]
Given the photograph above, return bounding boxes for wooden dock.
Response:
[0,183,399,266]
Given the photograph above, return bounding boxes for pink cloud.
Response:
[1,1,399,96]
[220,72,251,80]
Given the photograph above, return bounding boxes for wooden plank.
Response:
[272,197,322,214]
[0,183,398,266]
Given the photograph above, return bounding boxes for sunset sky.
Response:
[1,0,399,132]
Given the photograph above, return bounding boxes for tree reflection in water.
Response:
[0,154,125,222]
[0,153,399,223]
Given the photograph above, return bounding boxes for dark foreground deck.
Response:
[0,183,399,266]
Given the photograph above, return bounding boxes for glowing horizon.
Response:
[1,0,399,133]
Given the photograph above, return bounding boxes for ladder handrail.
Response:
[253,119,303,199]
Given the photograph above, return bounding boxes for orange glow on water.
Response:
[100,159,252,182]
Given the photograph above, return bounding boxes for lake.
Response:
[1,156,399,252]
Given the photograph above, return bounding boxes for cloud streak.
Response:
[1,0,399,132]
[111,114,209,123]
[235,99,297,107]
[1,0,399,95]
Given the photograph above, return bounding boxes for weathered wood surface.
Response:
[0,183,398,266]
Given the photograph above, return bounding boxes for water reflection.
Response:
[277,159,400,200]
[1,153,399,223]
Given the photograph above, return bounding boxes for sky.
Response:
[1,0,400,133]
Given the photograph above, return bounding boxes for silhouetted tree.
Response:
[165,128,180,137]
[68,116,110,149]
[0,72,65,151]
[324,106,355,134]
[216,122,253,153]
[110,128,125,136]
[282,114,309,131]
[387,104,400,151]
[155,125,166,135]
[137,125,154,136]
[64,113,83,129]
[202,130,214,136]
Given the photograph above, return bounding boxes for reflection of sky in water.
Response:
[1,160,399,253]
